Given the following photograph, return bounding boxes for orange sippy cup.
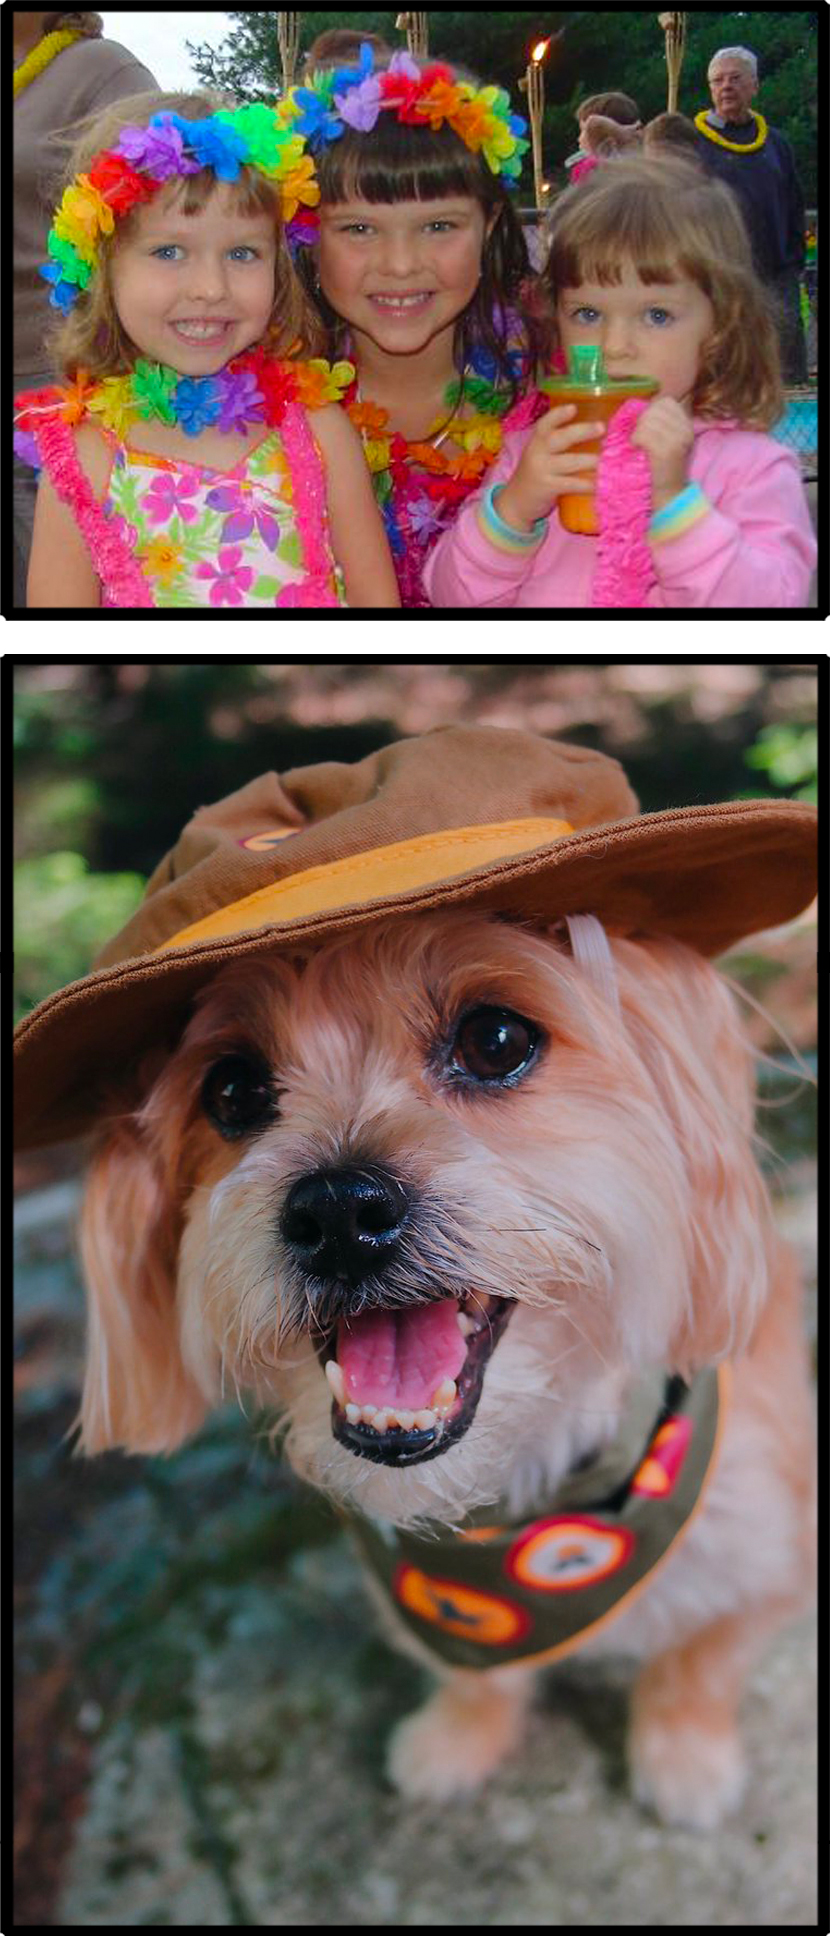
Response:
[540,346,658,535]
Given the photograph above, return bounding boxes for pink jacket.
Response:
[423,420,816,609]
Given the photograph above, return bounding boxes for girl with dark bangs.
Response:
[277,46,544,607]
[424,156,816,609]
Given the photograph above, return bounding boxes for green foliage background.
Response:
[187,9,817,201]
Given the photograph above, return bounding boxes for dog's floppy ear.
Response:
[617,940,772,1374]
[77,1116,207,1454]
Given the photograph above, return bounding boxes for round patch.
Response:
[393,1563,531,1644]
[505,1514,635,1593]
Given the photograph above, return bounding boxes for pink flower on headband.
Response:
[114,117,201,181]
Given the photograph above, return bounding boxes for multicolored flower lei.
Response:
[343,355,546,605]
[275,44,530,245]
[15,351,356,443]
[40,107,321,314]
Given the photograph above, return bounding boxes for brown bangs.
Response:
[315,118,495,208]
[126,166,281,226]
[548,182,688,293]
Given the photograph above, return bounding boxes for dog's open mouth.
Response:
[315,1293,513,1465]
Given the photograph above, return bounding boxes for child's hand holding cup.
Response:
[538,347,658,533]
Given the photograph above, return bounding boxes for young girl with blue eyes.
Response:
[276,46,542,607]
[16,91,399,609]
[425,156,816,608]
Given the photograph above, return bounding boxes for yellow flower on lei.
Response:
[279,156,321,223]
[440,414,502,458]
[296,358,356,407]
[363,435,393,474]
[61,178,116,246]
[85,377,139,438]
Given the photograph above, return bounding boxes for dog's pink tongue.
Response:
[337,1302,466,1410]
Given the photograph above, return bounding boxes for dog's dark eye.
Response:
[450,1008,539,1083]
[201,1054,276,1138]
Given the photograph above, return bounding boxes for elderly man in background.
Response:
[693,46,807,383]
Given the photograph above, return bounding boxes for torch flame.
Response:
[531,39,550,64]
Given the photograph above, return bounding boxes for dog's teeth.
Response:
[337,1395,440,1436]
[457,1312,476,1337]
[431,1377,457,1413]
[325,1359,346,1405]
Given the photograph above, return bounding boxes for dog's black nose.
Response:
[280,1165,411,1282]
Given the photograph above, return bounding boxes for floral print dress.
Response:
[100,428,346,608]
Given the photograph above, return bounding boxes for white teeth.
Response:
[324,1359,345,1405]
[457,1312,476,1337]
[325,1355,453,1434]
[372,294,430,308]
[174,323,229,338]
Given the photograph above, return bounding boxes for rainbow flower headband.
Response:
[40,107,320,314]
[275,44,529,242]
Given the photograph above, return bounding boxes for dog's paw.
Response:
[387,1681,527,1803]
[629,1719,746,1830]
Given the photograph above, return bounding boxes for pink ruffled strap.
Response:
[275,402,341,608]
[32,411,154,607]
[591,396,654,608]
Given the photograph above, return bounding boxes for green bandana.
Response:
[341,1365,726,1671]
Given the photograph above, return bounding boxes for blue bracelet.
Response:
[479,484,549,553]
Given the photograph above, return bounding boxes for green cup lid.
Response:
[540,346,658,395]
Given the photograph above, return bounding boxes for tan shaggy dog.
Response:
[74,906,815,1829]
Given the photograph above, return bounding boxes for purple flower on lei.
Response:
[114,115,202,180]
[387,49,422,82]
[214,370,265,435]
[204,481,280,550]
[195,545,254,607]
[14,428,42,471]
[406,496,448,545]
[334,71,383,133]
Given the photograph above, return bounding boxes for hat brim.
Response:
[13,798,816,1150]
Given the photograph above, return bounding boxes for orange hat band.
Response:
[155,818,574,955]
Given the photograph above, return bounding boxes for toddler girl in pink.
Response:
[424,156,815,609]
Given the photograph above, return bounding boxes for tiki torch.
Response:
[519,39,551,212]
[658,12,687,114]
[277,12,302,94]
[396,13,429,60]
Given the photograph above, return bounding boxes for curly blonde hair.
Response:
[541,155,783,428]
[46,90,326,381]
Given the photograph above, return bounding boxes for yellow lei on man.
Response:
[13,28,83,97]
[694,109,768,154]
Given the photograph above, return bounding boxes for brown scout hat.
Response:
[14,725,817,1151]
